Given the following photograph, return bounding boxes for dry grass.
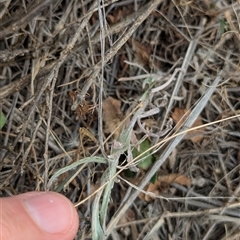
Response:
[1,0,240,239]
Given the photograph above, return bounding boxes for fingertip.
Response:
[23,192,79,235]
[1,192,79,240]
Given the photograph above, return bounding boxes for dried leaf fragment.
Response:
[102,97,124,139]
[171,108,205,142]
[132,39,150,67]
[158,174,191,186]
[138,182,160,202]
[106,9,123,24]
[118,209,138,238]
[139,173,191,201]
[69,91,95,121]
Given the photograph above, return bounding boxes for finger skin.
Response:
[0,192,79,240]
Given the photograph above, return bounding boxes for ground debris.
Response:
[102,96,124,139]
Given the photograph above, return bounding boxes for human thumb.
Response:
[0,191,79,240]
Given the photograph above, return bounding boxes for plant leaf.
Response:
[0,110,6,130]
[171,108,205,142]
[132,139,154,170]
